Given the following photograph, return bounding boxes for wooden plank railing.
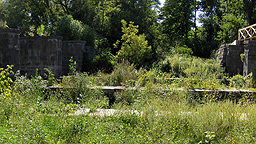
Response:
[238,24,256,42]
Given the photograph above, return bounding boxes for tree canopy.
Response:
[1,0,256,63]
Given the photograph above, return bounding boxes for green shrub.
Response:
[54,15,83,40]
[82,24,97,48]
[160,54,223,77]
[96,60,138,86]
[114,20,152,65]
[54,15,96,43]
[228,73,256,89]
[160,54,188,74]
[174,45,193,56]
[0,65,13,95]
[92,38,116,73]
[159,54,225,89]
[0,65,15,128]
[69,57,77,76]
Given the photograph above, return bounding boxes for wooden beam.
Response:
[238,24,256,42]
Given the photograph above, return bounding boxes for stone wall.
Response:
[19,37,95,76]
[20,36,63,76]
[216,44,227,67]
[0,29,95,77]
[243,40,256,78]
[62,41,86,75]
[226,45,244,76]
[217,44,243,76]
[0,28,95,76]
[0,28,20,72]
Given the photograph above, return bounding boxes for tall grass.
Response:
[1,54,256,143]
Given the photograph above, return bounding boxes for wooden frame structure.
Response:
[238,24,256,43]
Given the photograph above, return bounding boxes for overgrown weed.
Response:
[2,54,256,142]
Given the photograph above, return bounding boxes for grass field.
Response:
[1,56,256,143]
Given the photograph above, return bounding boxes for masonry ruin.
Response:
[0,28,20,72]
[4,25,256,78]
[0,28,95,77]
[217,24,256,78]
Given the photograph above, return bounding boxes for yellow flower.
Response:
[146,71,150,77]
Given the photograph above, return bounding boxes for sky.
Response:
[159,0,165,7]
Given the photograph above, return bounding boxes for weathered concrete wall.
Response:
[217,44,243,76]
[217,44,227,67]
[226,44,244,76]
[0,28,96,77]
[20,36,63,76]
[0,28,20,72]
[243,40,256,78]
[62,41,86,75]
[84,46,96,61]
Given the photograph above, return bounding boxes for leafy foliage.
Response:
[174,45,193,56]
[161,0,193,43]
[217,14,248,43]
[68,57,77,76]
[54,15,84,40]
[0,20,8,28]
[0,65,13,98]
[53,15,97,47]
[91,38,116,73]
[95,60,138,86]
[115,20,152,65]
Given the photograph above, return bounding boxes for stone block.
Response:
[0,28,96,77]
[20,36,63,76]
[62,40,86,75]
[0,28,20,72]
[217,44,244,76]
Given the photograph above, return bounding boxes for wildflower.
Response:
[146,71,150,77]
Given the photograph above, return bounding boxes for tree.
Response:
[243,0,256,25]
[53,15,96,46]
[98,0,160,56]
[93,0,121,35]
[54,15,84,40]
[68,0,97,27]
[0,0,65,36]
[212,0,247,43]
[195,0,251,57]
[217,14,248,43]
[114,20,152,65]
[0,0,31,35]
[161,0,194,45]
[28,0,63,29]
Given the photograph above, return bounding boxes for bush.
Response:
[229,73,254,89]
[159,54,189,74]
[159,54,225,89]
[96,60,138,86]
[114,20,152,66]
[82,25,97,48]
[160,55,223,77]
[54,15,96,43]
[174,45,193,56]
[54,15,83,40]
[91,38,116,73]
